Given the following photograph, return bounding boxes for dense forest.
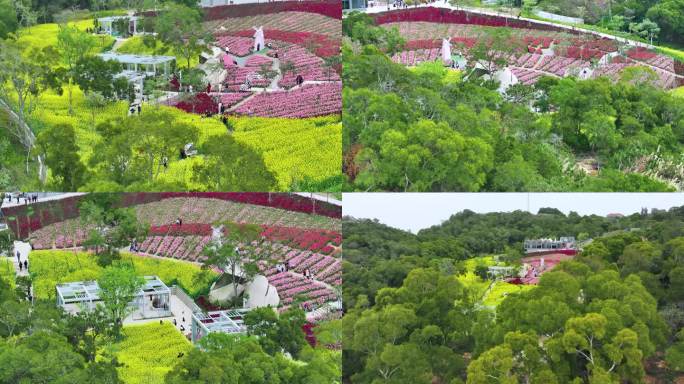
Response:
[530,0,684,46]
[342,13,684,192]
[343,207,684,383]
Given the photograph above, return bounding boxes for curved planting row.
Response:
[263,270,337,308]
[232,29,340,57]
[233,82,341,118]
[142,195,341,224]
[271,44,340,88]
[19,194,341,244]
[138,235,211,262]
[216,35,254,57]
[201,0,341,21]
[374,7,572,33]
[260,225,341,254]
[204,11,341,37]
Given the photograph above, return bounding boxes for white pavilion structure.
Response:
[56,275,172,320]
[190,308,251,343]
[97,16,142,36]
[99,53,175,77]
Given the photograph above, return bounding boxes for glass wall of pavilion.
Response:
[190,308,251,343]
[55,276,172,320]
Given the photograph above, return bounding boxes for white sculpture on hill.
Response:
[442,37,451,65]
[253,26,265,52]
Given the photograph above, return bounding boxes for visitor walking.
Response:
[18,262,22,272]
[23,260,27,271]
[16,251,20,263]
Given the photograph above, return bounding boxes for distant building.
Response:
[606,213,624,219]
[97,16,142,37]
[524,237,577,255]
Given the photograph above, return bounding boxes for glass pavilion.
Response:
[56,276,172,320]
[190,308,251,343]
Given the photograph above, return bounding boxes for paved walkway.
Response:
[1,193,85,209]
[12,241,31,277]
[294,192,342,206]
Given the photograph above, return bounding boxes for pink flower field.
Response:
[233,82,341,118]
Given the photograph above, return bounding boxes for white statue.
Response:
[441,37,451,65]
[253,26,265,52]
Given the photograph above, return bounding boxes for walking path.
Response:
[1,193,85,209]
[12,241,31,278]
[294,192,342,206]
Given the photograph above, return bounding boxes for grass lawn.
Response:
[110,322,193,384]
[230,115,342,190]
[673,86,684,98]
[0,258,14,288]
[457,256,536,308]
[16,20,115,58]
[29,250,218,300]
[481,281,534,307]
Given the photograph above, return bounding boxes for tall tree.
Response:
[202,222,265,307]
[56,24,98,115]
[155,3,212,68]
[97,265,145,338]
[35,123,87,190]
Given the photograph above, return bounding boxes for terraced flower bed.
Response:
[135,197,341,230]
[204,11,341,37]
[261,225,341,253]
[234,82,341,118]
[232,29,340,57]
[202,0,341,21]
[273,44,339,88]
[216,35,254,57]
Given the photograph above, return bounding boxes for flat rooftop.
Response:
[99,53,176,65]
[193,309,249,334]
[57,275,170,304]
[98,16,140,22]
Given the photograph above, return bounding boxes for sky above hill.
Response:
[342,193,684,233]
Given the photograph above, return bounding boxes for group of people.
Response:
[303,268,314,280]
[275,262,291,273]
[129,238,140,252]
[128,103,141,116]
[274,263,315,280]
[4,193,38,205]
[173,311,187,332]
[16,251,28,272]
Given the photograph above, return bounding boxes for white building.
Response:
[97,16,142,36]
[56,276,172,321]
